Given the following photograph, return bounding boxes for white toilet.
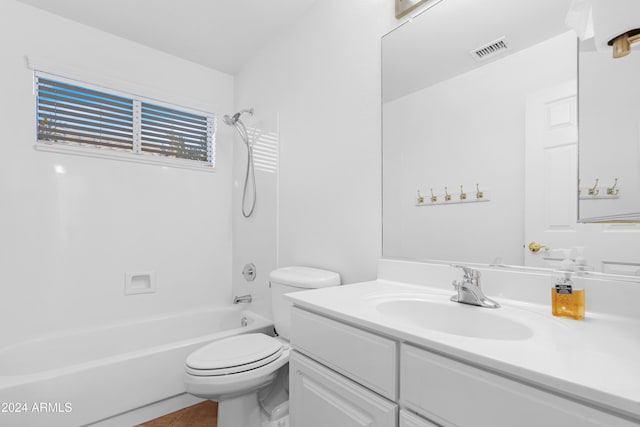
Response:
[184,266,340,427]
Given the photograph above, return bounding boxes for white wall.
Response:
[232,0,396,311]
[0,0,234,346]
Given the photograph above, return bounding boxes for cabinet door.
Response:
[290,351,397,427]
[400,410,439,427]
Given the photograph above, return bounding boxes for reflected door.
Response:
[525,82,640,274]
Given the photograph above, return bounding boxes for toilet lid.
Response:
[186,333,283,371]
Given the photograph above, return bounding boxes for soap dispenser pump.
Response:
[551,271,585,320]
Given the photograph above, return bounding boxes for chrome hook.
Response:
[459,185,467,200]
[588,179,599,196]
[430,188,437,203]
[417,189,424,204]
[607,178,619,195]
[444,186,452,201]
[475,183,484,199]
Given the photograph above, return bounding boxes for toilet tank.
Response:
[269,266,341,340]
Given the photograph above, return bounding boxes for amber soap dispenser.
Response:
[551,272,585,320]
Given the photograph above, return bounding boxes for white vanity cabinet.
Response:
[289,307,398,427]
[290,305,639,427]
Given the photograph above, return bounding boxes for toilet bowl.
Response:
[185,334,290,427]
[184,266,340,427]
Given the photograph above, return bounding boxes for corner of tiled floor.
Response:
[134,401,218,427]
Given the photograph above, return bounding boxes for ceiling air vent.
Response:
[471,37,509,61]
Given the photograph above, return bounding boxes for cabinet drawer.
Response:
[400,344,635,427]
[291,307,397,400]
[400,410,439,427]
[290,351,397,427]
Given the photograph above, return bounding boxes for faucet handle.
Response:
[451,264,480,280]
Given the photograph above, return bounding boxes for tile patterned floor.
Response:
[135,401,217,427]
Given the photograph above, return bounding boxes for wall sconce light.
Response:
[609,29,640,58]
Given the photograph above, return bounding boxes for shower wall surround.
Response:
[0,0,234,346]
[233,0,396,303]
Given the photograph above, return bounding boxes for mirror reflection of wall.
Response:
[382,0,640,276]
[578,0,640,221]
[383,32,576,265]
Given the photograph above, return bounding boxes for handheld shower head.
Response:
[223,107,257,218]
[223,108,254,126]
[237,108,254,118]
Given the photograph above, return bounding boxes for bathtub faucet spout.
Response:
[233,294,252,304]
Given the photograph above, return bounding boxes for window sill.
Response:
[35,142,216,173]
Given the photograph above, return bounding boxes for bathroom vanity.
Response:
[287,259,640,427]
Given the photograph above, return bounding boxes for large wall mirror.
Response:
[382,0,640,276]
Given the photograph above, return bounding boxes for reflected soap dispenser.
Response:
[551,271,585,320]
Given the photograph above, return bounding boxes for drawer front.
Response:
[290,351,398,427]
[400,344,635,427]
[291,307,397,400]
[400,410,439,427]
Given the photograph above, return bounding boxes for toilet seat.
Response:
[186,333,283,376]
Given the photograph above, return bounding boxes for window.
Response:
[35,73,214,167]
[36,77,135,150]
[140,102,211,163]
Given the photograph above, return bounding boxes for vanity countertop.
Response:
[287,277,640,421]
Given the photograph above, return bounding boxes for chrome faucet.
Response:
[450,265,500,309]
[233,294,252,304]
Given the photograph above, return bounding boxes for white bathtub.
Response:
[0,307,272,427]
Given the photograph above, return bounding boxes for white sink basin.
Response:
[374,295,534,340]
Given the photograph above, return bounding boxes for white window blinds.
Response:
[35,73,214,167]
[141,102,212,163]
[36,77,134,151]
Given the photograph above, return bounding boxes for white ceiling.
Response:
[16,0,318,74]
